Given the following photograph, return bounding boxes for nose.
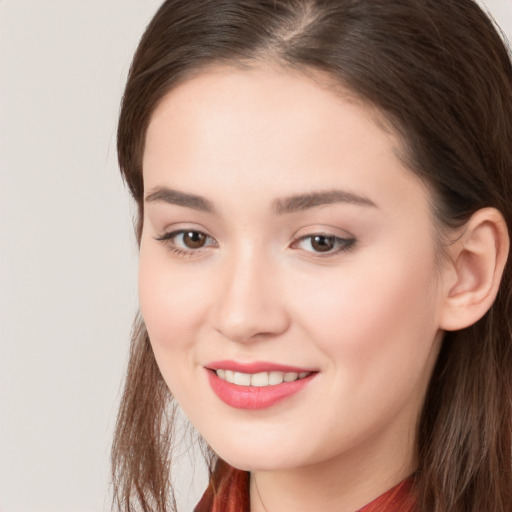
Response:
[210,249,290,344]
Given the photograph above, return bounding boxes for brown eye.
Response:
[156,229,216,254]
[293,233,356,255]
[182,231,207,249]
[310,235,335,252]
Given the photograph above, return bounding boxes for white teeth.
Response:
[234,372,251,386]
[251,372,269,387]
[215,369,311,387]
[268,371,284,385]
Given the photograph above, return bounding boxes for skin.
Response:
[139,65,451,512]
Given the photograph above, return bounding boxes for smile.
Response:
[205,362,318,410]
[215,369,311,387]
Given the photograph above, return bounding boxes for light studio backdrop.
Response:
[1,1,511,511]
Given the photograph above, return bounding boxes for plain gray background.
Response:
[1,1,511,511]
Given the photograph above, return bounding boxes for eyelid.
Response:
[155,228,218,256]
[290,230,357,256]
[154,225,356,258]
[156,228,216,243]
[292,223,355,240]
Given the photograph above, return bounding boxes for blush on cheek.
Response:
[300,253,438,366]
[138,258,211,355]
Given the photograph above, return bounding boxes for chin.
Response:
[204,432,316,472]
[216,449,298,472]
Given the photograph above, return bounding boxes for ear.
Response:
[439,207,509,331]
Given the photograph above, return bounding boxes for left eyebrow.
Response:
[272,189,377,214]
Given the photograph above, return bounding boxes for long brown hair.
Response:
[111,1,512,511]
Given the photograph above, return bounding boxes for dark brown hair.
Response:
[112,1,512,511]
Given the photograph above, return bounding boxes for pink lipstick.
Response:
[205,360,317,410]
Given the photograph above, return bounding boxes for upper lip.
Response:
[205,360,317,374]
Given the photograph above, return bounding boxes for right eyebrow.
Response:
[144,186,215,213]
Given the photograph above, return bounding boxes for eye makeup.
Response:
[155,228,357,260]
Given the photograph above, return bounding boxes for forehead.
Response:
[143,64,429,215]
[146,64,392,150]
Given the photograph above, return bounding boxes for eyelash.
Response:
[155,230,218,258]
[291,233,357,255]
[155,230,357,258]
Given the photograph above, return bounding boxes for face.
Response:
[139,65,446,476]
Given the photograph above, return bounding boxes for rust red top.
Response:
[194,459,416,512]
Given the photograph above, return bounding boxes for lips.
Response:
[205,360,318,410]
[206,360,316,374]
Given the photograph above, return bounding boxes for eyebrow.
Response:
[273,190,377,214]
[144,186,376,214]
[145,187,215,213]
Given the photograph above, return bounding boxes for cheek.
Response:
[292,247,441,391]
[137,246,217,412]
[138,245,207,356]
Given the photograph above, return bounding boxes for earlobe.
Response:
[439,208,509,332]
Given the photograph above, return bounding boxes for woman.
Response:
[111,1,512,511]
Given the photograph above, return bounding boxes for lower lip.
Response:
[206,370,316,410]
